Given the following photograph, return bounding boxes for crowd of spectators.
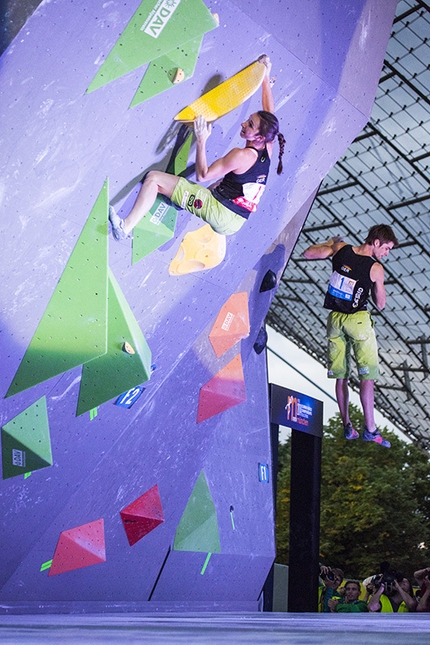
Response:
[318,562,430,613]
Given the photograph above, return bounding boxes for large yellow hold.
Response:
[174,59,267,123]
[169,224,226,275]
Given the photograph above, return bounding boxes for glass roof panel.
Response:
[268,1,430,450]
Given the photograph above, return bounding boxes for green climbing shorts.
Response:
[326,310,379,381]
[171,177,246,235]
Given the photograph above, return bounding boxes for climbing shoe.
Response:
[344,422,359,440]
[362,425,391,448]
[109,205,127,241]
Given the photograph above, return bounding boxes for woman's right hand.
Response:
[194,115,212,142]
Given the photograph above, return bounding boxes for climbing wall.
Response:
[0,0,396,610]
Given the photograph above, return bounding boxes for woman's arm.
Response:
[394,580,417,611]
[194,115,257,182]
[258,55,274,114]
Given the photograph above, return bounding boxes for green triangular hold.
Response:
[132,129,192,264]
[132,196,178,264]
[170,131,193,176]
[76,268,152,416]
[129,35,203,107]
[6,181,109,398]
[87,0,218,93]
[173,471,221,553]
[1,397,53,480]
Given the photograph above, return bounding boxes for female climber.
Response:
[109,55,285,240]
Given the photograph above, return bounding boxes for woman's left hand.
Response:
[258,54,272,77]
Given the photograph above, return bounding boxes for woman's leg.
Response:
[122,171,180,235]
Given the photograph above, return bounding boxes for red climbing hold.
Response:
[120,484,164,546]
[48,519,106,576]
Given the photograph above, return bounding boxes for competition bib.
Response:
[327,271,357,301]
[232,179,266,213]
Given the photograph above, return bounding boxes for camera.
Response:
[320,567,335,582]
[371,568,402,591]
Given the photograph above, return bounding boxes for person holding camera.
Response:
[318,565,344,612]
[328,580,368,613]
[414,567,430,612]
[367,571,417,612]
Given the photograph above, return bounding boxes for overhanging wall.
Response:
[0,0,396,608]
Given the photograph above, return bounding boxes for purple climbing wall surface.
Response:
[0,0,396,609]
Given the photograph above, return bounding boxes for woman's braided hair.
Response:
[257,110,285,175]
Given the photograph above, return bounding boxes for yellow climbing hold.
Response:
[169,224,226,275]
[174,58,267,123]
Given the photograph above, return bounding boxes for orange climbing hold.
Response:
[197,354,247,423]
[208,292,250,358]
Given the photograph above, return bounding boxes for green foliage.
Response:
[276,405,430,580]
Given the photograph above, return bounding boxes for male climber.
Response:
[303,224,399,446]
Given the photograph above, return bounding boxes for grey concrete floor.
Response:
[1,613,430,644]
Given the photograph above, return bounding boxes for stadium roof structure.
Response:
[267,0,430,449]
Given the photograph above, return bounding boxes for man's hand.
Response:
[328,598,339,612]
[194,115,212,142]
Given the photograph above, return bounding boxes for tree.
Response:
[276,405,430,581]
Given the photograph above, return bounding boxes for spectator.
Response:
[328,580,368,613]
[414,567,430,612]
[367,573,417,612]
[318,566,344,612]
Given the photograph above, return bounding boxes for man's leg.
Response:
[335,378,359,439]
[335,378,350,426]
[359,379,376,432]
[327,313,358,440]
[349,312,391,448]
[360,378,391,447]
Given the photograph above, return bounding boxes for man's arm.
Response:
[335,602,368,613]
[414,568,430,585]
[303,237,345,260]
[370,262,386,310]
[417,578,430,612]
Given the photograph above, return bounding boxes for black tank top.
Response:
[324,245,376,313]
[211,147,271,219]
